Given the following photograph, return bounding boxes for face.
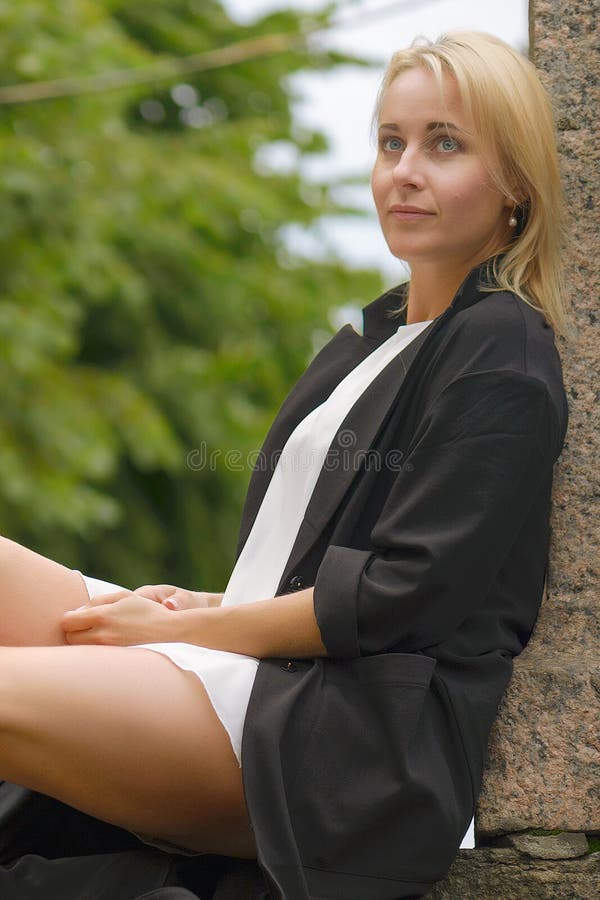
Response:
[371,66,512,272]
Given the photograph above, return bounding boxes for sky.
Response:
[222,0,529,284]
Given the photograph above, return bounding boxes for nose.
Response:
[391,145,425,191]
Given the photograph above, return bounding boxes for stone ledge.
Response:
[425,847,600,899]
[504,831,590,859]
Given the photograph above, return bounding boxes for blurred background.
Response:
[0,0,528,592]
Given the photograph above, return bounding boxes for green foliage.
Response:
[527,828,566,835]
[0,0,383,589]
[587,835,600,854]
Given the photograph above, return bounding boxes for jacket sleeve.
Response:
[312,368,562,658]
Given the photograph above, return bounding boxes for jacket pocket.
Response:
[347,650,437,761]
[288,652,437,868]
[349,648,437,687]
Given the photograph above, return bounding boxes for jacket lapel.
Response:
[279,264,490,583]
[236,286,406,557]
[235,324,367,557]
[280,315,439,581]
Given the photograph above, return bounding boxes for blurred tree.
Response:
[0,0,383,590]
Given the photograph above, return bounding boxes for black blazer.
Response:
[237,262,568,900]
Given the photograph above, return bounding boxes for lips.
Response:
[389,205,434,217]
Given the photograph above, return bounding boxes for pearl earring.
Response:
[509,208,518,227]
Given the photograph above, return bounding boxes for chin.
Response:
[385,244,438,264]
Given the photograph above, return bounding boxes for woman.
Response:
[0,31,570,900]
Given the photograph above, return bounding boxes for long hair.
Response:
[373,31,573,339]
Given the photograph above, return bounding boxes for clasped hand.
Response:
[61,584,223,646]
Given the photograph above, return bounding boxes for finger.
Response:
[134,585,177,603]
[65,628,105,645]
[84,589,132,608]
[61,605,105,632]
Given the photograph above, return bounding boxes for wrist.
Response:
[162,605,190,641]
[164,605,222,647]
[167,604,254,655]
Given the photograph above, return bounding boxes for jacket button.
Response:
[281,660,297,673]
[288,575,305,591]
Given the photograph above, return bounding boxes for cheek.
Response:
[443,174,499,219]
[370,167,388,213]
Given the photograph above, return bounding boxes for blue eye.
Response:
[437,136,460,153]
[381,136,403,152]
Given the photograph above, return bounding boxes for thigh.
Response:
[0,536,93,645]
[0,645,256,859]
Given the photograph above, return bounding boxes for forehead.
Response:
[378,66,470,129]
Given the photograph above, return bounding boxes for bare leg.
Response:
[0,644,257,858]
[0,536,90,645]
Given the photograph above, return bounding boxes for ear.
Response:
[503,188,527,210]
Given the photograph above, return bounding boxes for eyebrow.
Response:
[378,121,469,134]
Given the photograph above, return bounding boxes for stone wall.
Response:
[428,0,600,895]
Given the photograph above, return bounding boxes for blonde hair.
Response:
[373,31,574,340]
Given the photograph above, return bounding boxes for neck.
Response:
[404,242,508,325]
[403,236,511,324]
[405,261,474,325]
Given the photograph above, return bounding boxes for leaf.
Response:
[0,0,384,588]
